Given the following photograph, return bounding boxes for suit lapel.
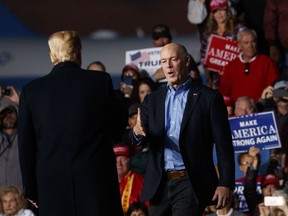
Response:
[180,80,201,134]
[156,87,167,135]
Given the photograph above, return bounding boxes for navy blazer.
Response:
[133,78,235,207]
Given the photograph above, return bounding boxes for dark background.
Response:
[1,0,198,38]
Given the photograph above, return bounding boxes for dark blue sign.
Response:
[229,111,281,153]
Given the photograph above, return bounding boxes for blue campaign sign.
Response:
[229,111,281,153]
[234,177,262,213]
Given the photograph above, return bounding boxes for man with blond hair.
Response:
[18,30,124,216]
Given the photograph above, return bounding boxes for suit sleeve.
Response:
[107,75,127,143]
[18,88,38,202]
[211,91,235,189]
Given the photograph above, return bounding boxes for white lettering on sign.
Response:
[239,120,258,127]
[232,125,277,139]
[208,48,238,61]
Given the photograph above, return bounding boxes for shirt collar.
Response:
[167,76,192,92]
[239,53,257,63]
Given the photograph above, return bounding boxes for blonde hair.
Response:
[48,30,82,65]
[0,186,26,213]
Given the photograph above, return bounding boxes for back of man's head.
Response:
[48,30,82,66]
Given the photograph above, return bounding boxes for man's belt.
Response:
[166,169,187,180]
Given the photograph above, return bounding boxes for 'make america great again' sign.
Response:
[204,35,240,74]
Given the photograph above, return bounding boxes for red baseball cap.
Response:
[113,144,130,157]
[210,0,228,12]
[261,174,279,188]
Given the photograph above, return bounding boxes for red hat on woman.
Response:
[210,0,228,12]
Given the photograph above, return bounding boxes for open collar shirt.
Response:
[164,77,191,171]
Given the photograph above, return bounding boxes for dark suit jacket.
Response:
[18,62,124,216]
[133,79,235,207]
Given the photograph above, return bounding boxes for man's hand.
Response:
[261,85,274,100]
[249,146,260,157]
[133,108,146,137]
[212,186,231,209]
[249,146,260,169]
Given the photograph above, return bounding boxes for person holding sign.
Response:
[218,28,279,116]
[201,0,245,89]
[131,43,235,216]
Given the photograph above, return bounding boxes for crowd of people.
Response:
[0,0,288,215]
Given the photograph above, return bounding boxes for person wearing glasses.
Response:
[218,28,279,116]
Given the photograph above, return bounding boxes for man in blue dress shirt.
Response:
[132,43,235,216]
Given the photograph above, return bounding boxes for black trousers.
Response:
[148,175,206,216]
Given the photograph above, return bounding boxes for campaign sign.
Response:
[125,47,162,77]
[229,111,281,153]
[234,177,262,213]
[204,35,240,74]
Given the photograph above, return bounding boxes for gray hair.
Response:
[236,28,257,42]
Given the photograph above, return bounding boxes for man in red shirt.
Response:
[218,28,279,114]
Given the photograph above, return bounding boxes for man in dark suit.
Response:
[18,30,125,216]
[132,43,235,216]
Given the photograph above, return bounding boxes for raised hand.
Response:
[1,85,20,105]
[133,108,146,137]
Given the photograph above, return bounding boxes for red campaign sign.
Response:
[204,35,240,74]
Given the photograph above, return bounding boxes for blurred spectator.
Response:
[0,86,22,191]
[125,202,149,216]
[129,78,157,105]
[188,54,203,83]
[268,189,288,216]
[237,0,269,56]
[218,28,279,111]
[150,24,172,86]
[255,174,281,216]
[187,0,208,28]
[120,64,141,99]
[187,0,241,42]
[113,144,147,213]
[263,0,288,72]
[0,86,19,107]
[201,0,245,89]
[128,103,140,129]
[244,147,280,215]
[238,147,260,178]
[86,60,106,72]
[151,24,172,48]
[0,185,35,216]
[234,96,257,117]
[257,80,288,167]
